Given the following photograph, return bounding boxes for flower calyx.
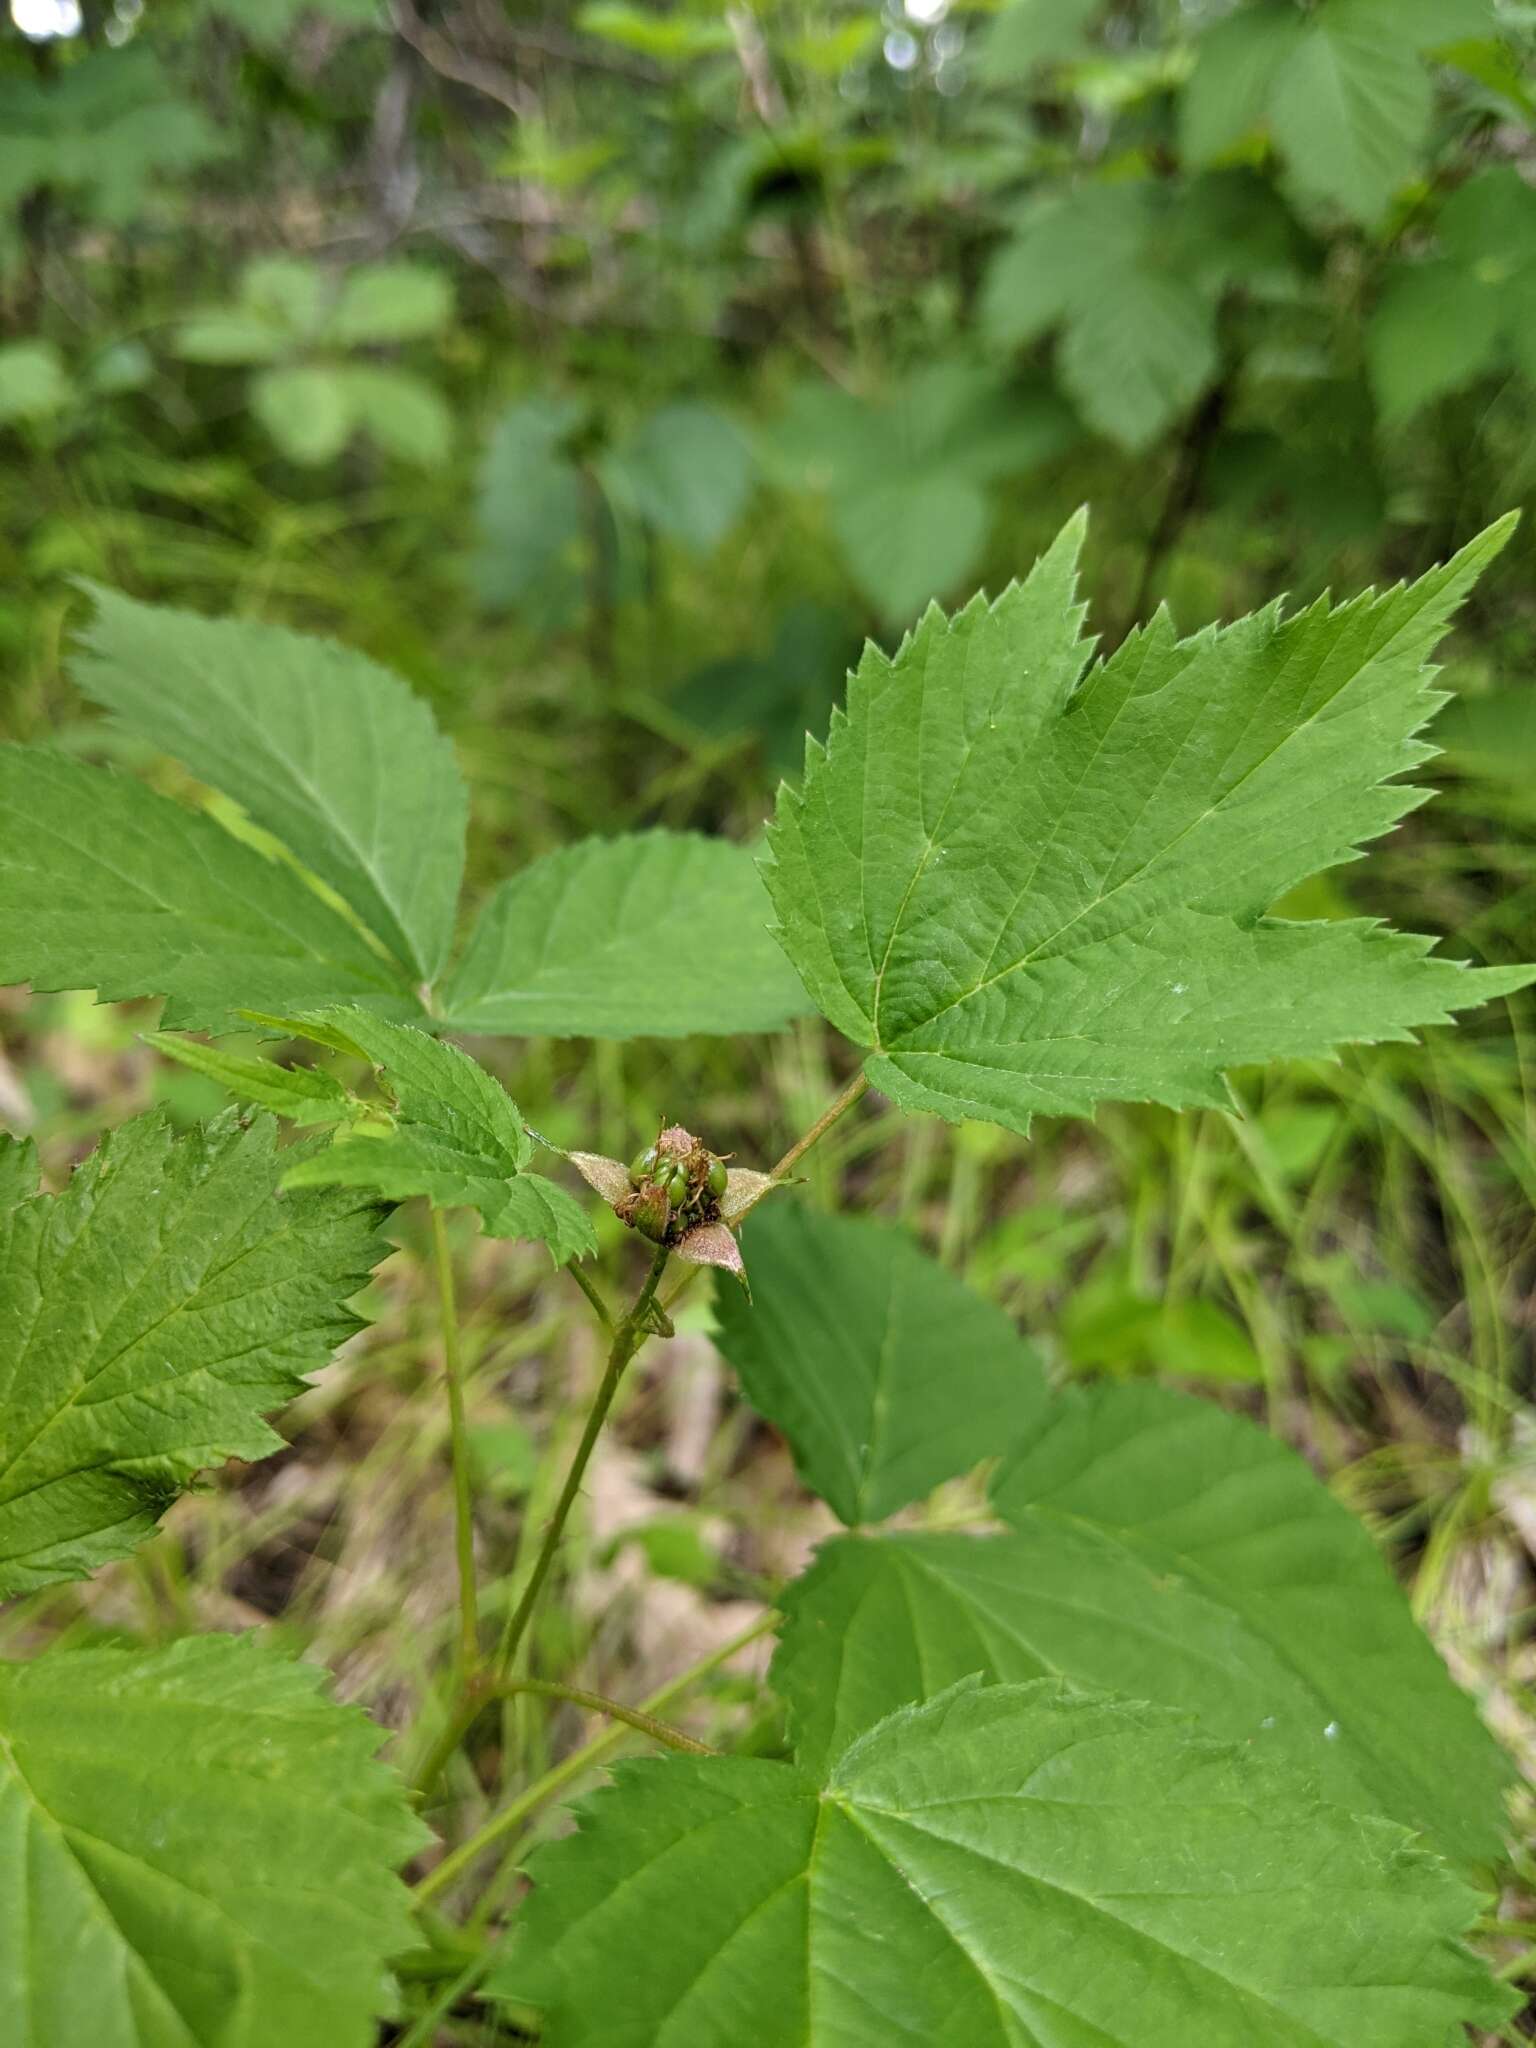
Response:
[565,1121,786,1289]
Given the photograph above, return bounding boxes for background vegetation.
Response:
[2,1,1535,2036]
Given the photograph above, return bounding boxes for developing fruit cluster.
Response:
[618,1124,730,1246]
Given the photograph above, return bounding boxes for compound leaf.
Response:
[0,747,424,1033]
[490,1678,1511,2046]
[438,831,810,1039]
[0,49,225,224]
[73,588,467,984]
[765,511,1532,1137]
[0,1110,387,1599]
[275,1007,595,1261]
[712,1203,1046,1526]
[774,1381,1511,1868]
[0,1633,429,2047]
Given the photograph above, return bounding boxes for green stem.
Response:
[772,1068,871,1184]
[415,1072,869,1792]
[565,1258,614,1331]
[495,1239,672,1677]
[431,1208,480,1677]
[413,1611,776,1905]
[494,1677,715,1756]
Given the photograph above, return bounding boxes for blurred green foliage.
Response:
[2,0,1534,661]
[1,5,1533,1462]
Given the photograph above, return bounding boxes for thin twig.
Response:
[412,1612,777,1904]
[496,1677,716,1756]
[389,0,537,119]
[564,1258,614,1331]
[494,1240,671,1676]
[431,1208,481,1676]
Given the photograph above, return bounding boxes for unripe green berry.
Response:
[707,1156,728,1198]
[666,1168,689,1205]
[629,1145,659,1183]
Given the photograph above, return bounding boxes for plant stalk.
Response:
[413,1611,776,1905]
[417,1071,868,1789]
[431,1208,481,1677]
[494,1677,715,1755]
[495,1239,671,1677]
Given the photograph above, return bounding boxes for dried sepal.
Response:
[718,1167,789,1226]
[564,1126,785,1286]
[567,1151,633,1208]
[675,1221,748,1292]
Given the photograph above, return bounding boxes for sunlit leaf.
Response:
[0,1634,428,2046]
[0,1110,385,1598]
[713,1203,1046,1525]
[275,1007,596,1261]
[765,512,1532,1137]
[490,1679,1511,2044]
[0,746,424,1030]
[775,1379,1511,1867]
[73,587,467,984]
[439,831,810,1040]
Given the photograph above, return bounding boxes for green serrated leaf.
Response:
[490,1678,1512,2045]
[0,1110,386,1598]
[712,1204,1046,1525]
[276,1007,596,1261]
[764,512,1533,1137]
[438,831,810,1040]
[146,1031,356,1126]
[0,1633,428,2047]
[0,1135,39,1212]
[72,587,467,984]
[775,1379,1511,1867]
[0,746,425,1031]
